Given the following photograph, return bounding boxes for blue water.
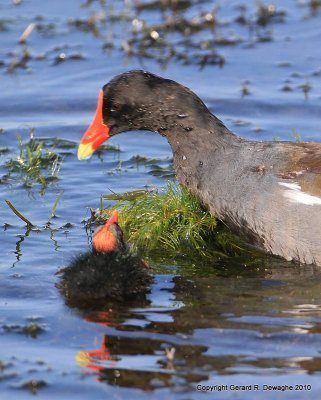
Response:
[1,1,321,399]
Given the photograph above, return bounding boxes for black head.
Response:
[78,70,212,160]
[102,70,211,136]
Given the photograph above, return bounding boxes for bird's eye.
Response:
[111,103,122,112]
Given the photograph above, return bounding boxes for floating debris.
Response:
[19,22,35,44]
[53,52,85,65]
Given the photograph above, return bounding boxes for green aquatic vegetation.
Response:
[36,137,77,150]
[0,147,10,155]
[272,131,303,143]
[128,155,174,177]
[103,183,216,256]
[309,0,321,15]
[125,18,225,69]
[299,79,312,100]
[240,80,251,96]
[35,21,57,36]
[102,189,152,202]
[6,192,63,227]
[53,52,85,65]
[20,380,48,395]
[5,135,62,188]
[148,164,175,178]
[4,193,66,268]
[47,192,63,223]
[96,143,121,159]
[5,200,34,227]
[112,1,226,68]
[0,18,11,32]
[3,322,45,338]
[100,183,259,264]
[68,14,104,37]
[7,45,32,73]
[131,155,162,164]
[290,129,302,143]
[281,84,293,92]
[256,3,286,27]
[134,0,195,12]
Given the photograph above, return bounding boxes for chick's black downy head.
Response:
[57,211,152,308]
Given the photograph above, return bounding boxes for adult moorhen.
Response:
[57,210,152,306]
[78,70,321,266]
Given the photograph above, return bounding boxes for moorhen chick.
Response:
[78,70,321,266]
[57,211,152,305]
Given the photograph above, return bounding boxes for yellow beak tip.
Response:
[77,143,94,160]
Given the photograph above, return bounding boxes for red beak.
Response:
[106,210,118,225]
[92,211,119,253]
[77,89,110,160]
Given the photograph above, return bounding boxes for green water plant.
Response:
[5,135,61,188]
[5,191,63,226]
[3,322,45,338]
[5,200,34,227]
[99,182,260,265]
[47,192,63,223]
[103,183,216,255]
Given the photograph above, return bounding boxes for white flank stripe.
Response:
[279,182,321,205]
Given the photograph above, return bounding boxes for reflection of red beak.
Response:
[77,89,110,160]
[76,336,116,375]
